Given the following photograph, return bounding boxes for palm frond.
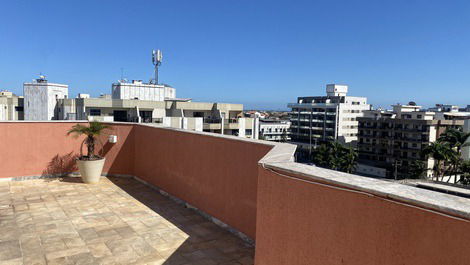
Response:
[67,122,112,158]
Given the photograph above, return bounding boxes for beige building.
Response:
[56,97,257,138]
[0,91,24,120]
[356,103,470,179]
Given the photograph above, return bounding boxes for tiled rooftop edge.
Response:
[262,161,470,221]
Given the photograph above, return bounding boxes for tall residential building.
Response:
[0,91,24,120]
[23,76,68,120]
[288,84,370,150]
[356,103,470,179]
[112,80,176,101]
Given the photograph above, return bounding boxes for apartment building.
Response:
[356,103,469,179]
[56,97,257,138]
[0,91,24,120]
[460,105,470,112]
[23,76,68,120]
[112,80,176,101]
[428,104,460,113]
[259,120,291,141]
[288,84,370,150]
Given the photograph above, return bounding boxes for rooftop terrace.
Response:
[0,177,253,264]
[1,121,470,265]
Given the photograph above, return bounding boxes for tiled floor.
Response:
[0,177,254,265]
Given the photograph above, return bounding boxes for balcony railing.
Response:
[203,117,222,123]
[226,118,239,123]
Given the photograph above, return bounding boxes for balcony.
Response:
[1,121,470,265]
[202,118,222,130]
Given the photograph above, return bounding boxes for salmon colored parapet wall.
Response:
[0,122,135,179]
[254,166,470,265]
[0,122,272,239]
[131,125,272,238]
[2,122,470,265]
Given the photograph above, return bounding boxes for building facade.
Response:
[23,76,68,120]
[112,80,176,101]
[0,91,24,120]
[259,120,291,141]
[288,84,370,150]
[56,97,258,138]
[356,104,468,179]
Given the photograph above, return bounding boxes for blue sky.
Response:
[1,0,470,110]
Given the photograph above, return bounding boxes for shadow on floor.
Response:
[42,152,79,178]
[107,177,255,265]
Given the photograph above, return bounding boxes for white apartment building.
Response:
[259,120,291,141]
[112,80,176,101]
[428,104,460,113]
[288,84,370,148]
[23,76,68,120]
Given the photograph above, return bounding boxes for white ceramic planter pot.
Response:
[77,158,106,184]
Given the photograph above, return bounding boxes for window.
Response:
[193,112,204,117]
[89,109,101,116]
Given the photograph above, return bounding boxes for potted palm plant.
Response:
[67,121,110,184]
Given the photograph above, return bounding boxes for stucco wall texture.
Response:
[132,125,271,238]
[1,122,469,265]
[255,167,470,265]
[0,122,269,239]
[0,122,135,179]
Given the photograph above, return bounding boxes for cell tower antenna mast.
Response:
[152,49,163,85]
